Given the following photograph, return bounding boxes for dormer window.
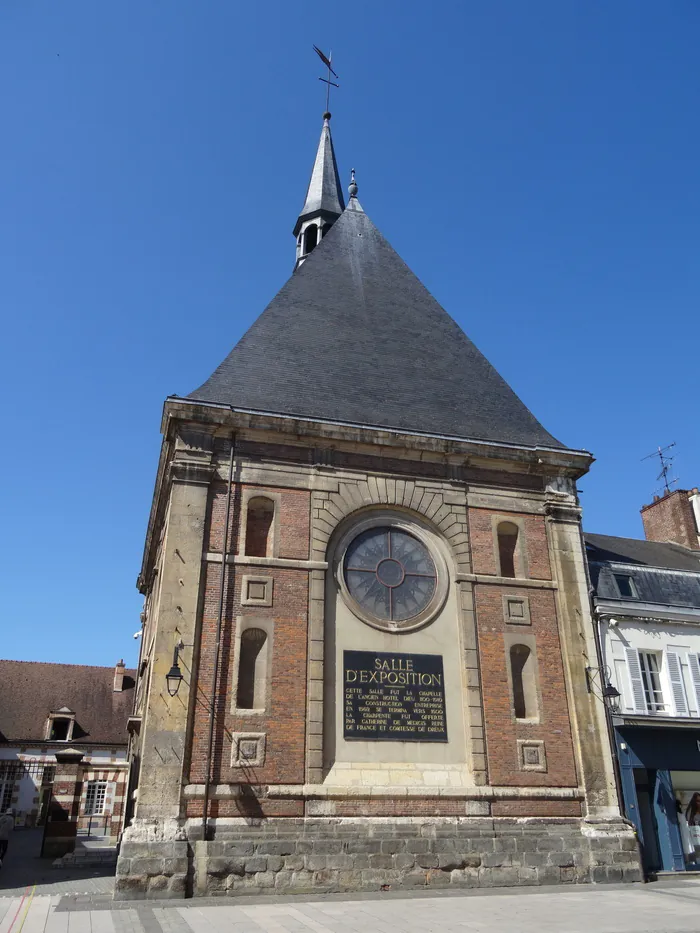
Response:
[614,574,638,599]
[46,708,75,742]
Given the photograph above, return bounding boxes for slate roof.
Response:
[189,199,565,449]
[0,661,135,746]
[293,115,345,236]
[585,533,700,609]
[585,533,700,573]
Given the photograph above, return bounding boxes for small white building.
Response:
[586,532,700,875]
[0,659,134,839]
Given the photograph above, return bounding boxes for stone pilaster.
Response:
[131,428,215,823]
[544,484,620,819]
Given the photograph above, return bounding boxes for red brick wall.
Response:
[468,509,552,580]
[475,585,577,787]
[641,490,699,550]
[189,483,311,792]
[205,483,310,560]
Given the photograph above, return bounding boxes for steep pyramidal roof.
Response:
[189,196,564,449]
[293,113,345,237]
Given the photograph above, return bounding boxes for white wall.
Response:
[601,618,700,717]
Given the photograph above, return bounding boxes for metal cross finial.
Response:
[313,45,339,114]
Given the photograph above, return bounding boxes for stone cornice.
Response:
[161,398,593,478]
[455,573,557,590]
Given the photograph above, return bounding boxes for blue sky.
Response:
[1,1,697,667]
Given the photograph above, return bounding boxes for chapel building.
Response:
[117,112,642,897]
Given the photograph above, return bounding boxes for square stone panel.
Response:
[231,732,266,768]
[241,575,273,607]
[518,739,547,772]
[503,594,530,625]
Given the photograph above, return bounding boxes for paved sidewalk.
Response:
[2,883,700,933]
[0,830,114,898]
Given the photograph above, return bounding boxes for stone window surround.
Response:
[503,631,541,724]
[334,510,450,633]
[241,574,274,608]
[237,488,282,560]
[230,615,274,716]
[491,514,529,580]
[45,711,76,742]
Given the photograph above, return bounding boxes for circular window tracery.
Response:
[343,527,438,624]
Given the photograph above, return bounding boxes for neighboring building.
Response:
[0,660,134,839]
[641,488,700,551]
[118,110,640,898]
[586,529,700,875]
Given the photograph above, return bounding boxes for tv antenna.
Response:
[641,442,678,495]
[313,45,339,113]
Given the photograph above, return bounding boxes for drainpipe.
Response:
[202,432,236,840]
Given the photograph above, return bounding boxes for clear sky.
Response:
[1,1,697,667]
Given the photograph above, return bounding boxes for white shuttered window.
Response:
[626,649,666,714]
[625,648,646,713]
[688,654,700,714]
[666,650,689,716]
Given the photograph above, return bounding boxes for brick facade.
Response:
[118,419,640,897]
[641,489,700,550]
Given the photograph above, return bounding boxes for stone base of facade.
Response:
[115,817,642,899]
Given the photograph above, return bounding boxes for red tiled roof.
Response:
[0,660,135,746]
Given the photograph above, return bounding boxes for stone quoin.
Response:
[117,108,642,898]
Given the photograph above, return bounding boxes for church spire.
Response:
[293,112,345,269]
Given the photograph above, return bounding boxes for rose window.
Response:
[343,527,437,623]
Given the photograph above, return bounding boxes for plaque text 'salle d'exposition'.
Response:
[343,650,447,742]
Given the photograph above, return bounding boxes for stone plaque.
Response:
[343,650,447,742]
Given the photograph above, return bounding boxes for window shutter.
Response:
[665,650,689,717]
[688,653,700,714]
[626,648,646,713]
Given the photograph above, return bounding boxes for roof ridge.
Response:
[0,659,135,671]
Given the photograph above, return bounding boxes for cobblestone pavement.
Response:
[1,883,700,933]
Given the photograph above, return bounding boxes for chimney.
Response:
[113,659,126,692]
[641,488,700,550]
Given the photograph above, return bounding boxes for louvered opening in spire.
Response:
[293,113,345,269]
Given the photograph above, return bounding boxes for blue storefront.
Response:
[615,722,700,873]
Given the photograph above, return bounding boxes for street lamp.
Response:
[166,641,185,697]
[602,682,621,712]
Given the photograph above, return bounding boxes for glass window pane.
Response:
[391,574,436,621]
[345,528,389,570]
[344,527,438,623]
[390,530,434,574]
[345,570,390,620]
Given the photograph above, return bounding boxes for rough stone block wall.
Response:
[114,819,642,898]
[116,840,189,899]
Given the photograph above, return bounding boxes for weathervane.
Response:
[313,45,339,113]
[642,442,678,496]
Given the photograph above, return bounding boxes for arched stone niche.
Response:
[322,506,470,787]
